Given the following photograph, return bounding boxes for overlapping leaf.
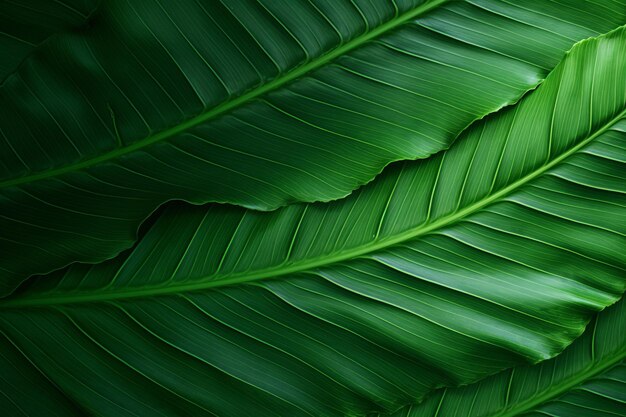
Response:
[385,296,626,417]
[1,24,626,417]
[2,0,626,294]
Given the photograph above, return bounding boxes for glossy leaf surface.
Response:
[1,25,626,417]
[2,0,626,293]
[387,297,626,417]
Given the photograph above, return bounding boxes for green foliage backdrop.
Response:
[0,1,625,416]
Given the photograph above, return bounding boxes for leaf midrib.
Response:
[494,347,626,417]
[3,106,625,308]
[0,0,449,189]
[385,318,626,417]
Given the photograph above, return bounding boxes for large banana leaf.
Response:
[0,0,100,82]
[2,0,626,295]
[386,296,626,417]
[1,24,626,417]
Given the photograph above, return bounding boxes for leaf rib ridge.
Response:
[0,0,449,189]
[494,347,625,417]
[385,298,626,417]
[5,105,625,309]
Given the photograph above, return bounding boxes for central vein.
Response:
[0,0,449,189]
[495,349,625,417]
[3,106,624,308]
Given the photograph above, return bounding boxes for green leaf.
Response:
[2,0,626,295]
[2,23,626,417]
[0,0,100,82]
[386,296,626,417]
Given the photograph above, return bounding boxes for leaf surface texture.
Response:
[0,0,100,82]
[2,0,626,293]
[2,24,626,417]
[386,296,626,417]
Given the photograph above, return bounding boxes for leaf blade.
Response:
[0,0,100,82]
[1,23,626,417]
[2,0,626,294]
[387,297,626,417]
